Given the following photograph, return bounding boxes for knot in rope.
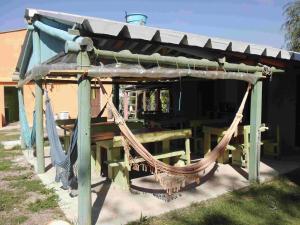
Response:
[262,65,272,77]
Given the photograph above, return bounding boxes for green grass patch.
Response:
[27,194,59,212]
[0,160,13,171]
[3,172,33,181]
[11,215,28,224]
[0,132,20,142]
[10,178,53,195]
[0,215,29,225]
[128,169,300,225]
[0,148,22,159]
[0,189,26,211]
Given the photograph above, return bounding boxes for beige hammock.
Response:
[98,78,251,194]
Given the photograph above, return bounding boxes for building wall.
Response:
[0,29,112,127]
[0,85,4,126]
[0,29,26,79]
[265,73,297,152]
[0,29,26,127]
[23,83,112,125]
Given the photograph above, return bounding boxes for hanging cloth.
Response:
[18,89,36,148]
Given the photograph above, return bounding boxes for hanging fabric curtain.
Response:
[45,90,107,189]
[45,91,78,189]
[18,89,36,148]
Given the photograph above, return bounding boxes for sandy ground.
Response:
[2,124,299,225]
[22,146,300,225]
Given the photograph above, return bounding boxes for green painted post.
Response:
[33,28,45,174]
[77,51,92,225]
[18,88,26,149]
[249,77,262,182]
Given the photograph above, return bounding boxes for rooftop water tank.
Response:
[125,12,148,25]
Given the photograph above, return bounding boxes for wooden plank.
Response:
[107,150,186,167]
[112,129,192,148]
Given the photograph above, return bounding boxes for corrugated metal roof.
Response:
[26,8,300,63]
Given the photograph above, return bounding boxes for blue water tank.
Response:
[125,13,148,25]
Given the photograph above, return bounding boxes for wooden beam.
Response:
[249,75,263,182]
[93,48,283,74]
[77,51,92,225]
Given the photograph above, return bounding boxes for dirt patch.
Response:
[0,147,68,225]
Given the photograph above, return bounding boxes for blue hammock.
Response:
[18,89,36,148]
[45,92,78,189]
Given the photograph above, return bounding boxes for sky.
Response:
[0,0,291,49]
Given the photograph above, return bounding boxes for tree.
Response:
[282,0,300,51]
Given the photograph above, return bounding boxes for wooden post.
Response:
[249,78,262,182]
[77,51,92,225]
[33,27,45,174]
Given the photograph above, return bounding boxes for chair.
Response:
[262,126,280,158]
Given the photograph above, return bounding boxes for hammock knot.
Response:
[236,113,243,119]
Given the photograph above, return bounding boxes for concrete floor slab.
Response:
[23,148,300,225]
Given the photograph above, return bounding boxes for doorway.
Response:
[4,86,19,124]
[295,76,300,147]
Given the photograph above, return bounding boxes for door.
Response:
[4,86,19,124]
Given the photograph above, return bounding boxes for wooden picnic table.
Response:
[92,128,192,189]
[202,125,250,165]
[189,118,228,154]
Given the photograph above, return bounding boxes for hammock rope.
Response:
[97,78,251,194]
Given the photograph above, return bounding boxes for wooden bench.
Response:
[95,129,191,189]
[262,125,280,158]
[203,125,250,166]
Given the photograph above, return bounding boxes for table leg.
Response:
[184,138,191,164]
[203,132,211,157]
[217,136,229,164]
[162,140,170,164]
[95,144,101,174]
[109,147,130,189]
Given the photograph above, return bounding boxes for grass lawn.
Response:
[0,146,67,225]
[0,129,20,142]
[128,169,300,225]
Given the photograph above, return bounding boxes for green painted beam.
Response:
[77,51,92,225]
[33,27,45,174]
[93,48,284,74]
[249,75,263,182]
